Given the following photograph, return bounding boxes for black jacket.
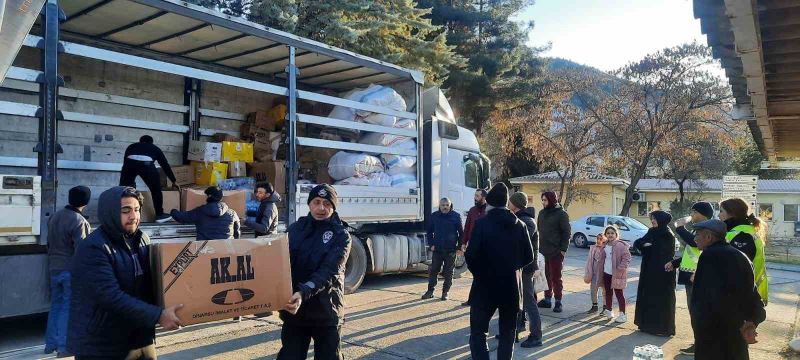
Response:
[245,193,280,236]
[465,207,534,310]
[426,210,463,252]
[68,187,162,357]
[671,224,700,285]
[279,212,352,326]
[725,218,758,262]
[690,241,766,360]
[171,201,240,240]
[516,208,539,273]
[47,205,91,272]
[122,142,175,183]
[537,205,571,257]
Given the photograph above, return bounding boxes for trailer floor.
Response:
[3,247,799,359]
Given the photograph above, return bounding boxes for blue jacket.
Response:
[171,201,241,240]
[426,210,463,252]
[279,212,351,327]
[68,187,162,357]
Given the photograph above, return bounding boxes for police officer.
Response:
[719,198,769,305]
[278,184,352,359]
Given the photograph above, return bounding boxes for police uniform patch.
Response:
[323,230,334,244]
[319,189,328,197]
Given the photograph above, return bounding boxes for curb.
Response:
[766,263,800,273]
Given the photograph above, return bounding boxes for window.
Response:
[587,216,605,227]
[608,217,628,230]
[759,204,773,221]
[637,202,648,217]
[463,158,479,189]
[785,204,799,222]
[637,201,662,217]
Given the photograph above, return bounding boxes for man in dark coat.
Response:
[466,183,534,360]
[119,135,178,223]
[245,181,281,236]
[508,192,542,348]
[536,191,571,313]
[170,186,241,240]
[278,184,352,360]
[461,188,488,306]
[690,219,766,360]
[45,186,92,357]
[633,210,677,336]
[68,187,181,359]
[423,197,463,301]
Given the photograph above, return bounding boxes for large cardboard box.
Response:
[182,188,247,218]
[140,191,181,223]
[188,141,222,163]
[192,162,228,186]
[228,161,247,178]
[248,161,286,194]
[221,141,254,163]
[160,165,195,187]
[151,236,293,326]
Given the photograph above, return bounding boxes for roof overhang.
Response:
[694,0,800,165]
[24,0,424,90]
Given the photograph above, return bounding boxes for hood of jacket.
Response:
[517,209,534,221]
[201,201,229,218]
[487,207,518,226]
[651,210,673,228]
[97,186,133,241]
[263,192,282,204]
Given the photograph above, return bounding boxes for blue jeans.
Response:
[45,271,71,354]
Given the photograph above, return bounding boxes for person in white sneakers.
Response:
[598,225,632,323]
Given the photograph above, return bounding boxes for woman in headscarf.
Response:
[633,210,677,336]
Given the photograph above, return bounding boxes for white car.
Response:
[569,215,650,249]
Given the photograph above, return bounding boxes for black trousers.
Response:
[277,323,342,360]
[120,161,164,215]
[427,250,456,294]
[470,305,518,360]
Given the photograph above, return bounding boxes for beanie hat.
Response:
[542,191,559,209]
[510,192,528,210]
[691,201,714,220]
[308,184,338,210]
[68,186,91,207]
[205,186,224,203]
[486,183,509,208]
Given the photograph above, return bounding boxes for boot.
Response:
[553,301,563,313]
[537,298,552,308]
[520,335,543,348]
[422,290,434,300]
[441,292,449,301]
[586,304,598,314]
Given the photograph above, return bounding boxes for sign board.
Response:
[0,0,45,83]
[722,175,758,210]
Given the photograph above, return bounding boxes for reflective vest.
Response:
[726,224,769,305]
[678,245,702,273]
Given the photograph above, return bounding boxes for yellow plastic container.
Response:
[192,161,228,186]
[221,141,254,162]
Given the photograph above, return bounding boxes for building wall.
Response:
[516,183,624,220]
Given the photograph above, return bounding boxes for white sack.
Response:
[327,151,384,180]
[356,86,407,117]
[390,173,417,188]
[335,172,392,187]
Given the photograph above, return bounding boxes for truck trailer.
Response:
[0,0,491,318]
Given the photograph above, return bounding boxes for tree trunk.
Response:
[620,164,648,216]
[677,176,687,204]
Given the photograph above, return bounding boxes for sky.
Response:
[516,0,708,71]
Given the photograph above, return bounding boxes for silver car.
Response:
[569,215,650,249]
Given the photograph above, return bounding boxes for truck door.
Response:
[446,148,480,220]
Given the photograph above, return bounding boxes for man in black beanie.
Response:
[119,135,179,223]
[665,201,714,355]
[170,186,240,240]
[466,183,534,360]
[278,184,351,359]
[44,186,92,357]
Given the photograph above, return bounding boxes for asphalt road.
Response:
[2,246,800,359]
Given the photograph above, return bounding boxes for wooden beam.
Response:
[763,41,800,56]
[763,52,800,65]
[769,100,800,116]
[766,80,800,90]
[761,25,800,42]
[767,72,800,82]
[759,0,800,12]
[759,8,800,28]
[765,62,800,74]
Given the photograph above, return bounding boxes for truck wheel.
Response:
[344,238,368,294]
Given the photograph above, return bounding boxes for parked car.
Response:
[570,215,649,249]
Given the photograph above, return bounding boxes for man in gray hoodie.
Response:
[44,186,92,356]
[170,186,241,240]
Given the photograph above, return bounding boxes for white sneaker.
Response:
[603,309,614,320]
[615,313,627,323]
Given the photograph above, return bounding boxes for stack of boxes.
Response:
[243,104,287,204]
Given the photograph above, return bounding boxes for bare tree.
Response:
[574,42,731,216]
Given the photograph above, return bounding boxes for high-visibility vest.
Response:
[726,224,769,305]
[678,245,702,273]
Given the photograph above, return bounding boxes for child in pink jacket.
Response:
[584,233,606,315]
[584,225,632,323]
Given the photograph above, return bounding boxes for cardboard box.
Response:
[228,161,247,178]
[221,141,254,163]
[151,236,293,326]
[160,165,195,187]
[183,188,248,218]
[246,107,284,132]
[248,161,285,194]
[188,141,222,163]
[192,162,228,186]
[254,131,282,154]
[140,191,181,222]
[212,133,239,143]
